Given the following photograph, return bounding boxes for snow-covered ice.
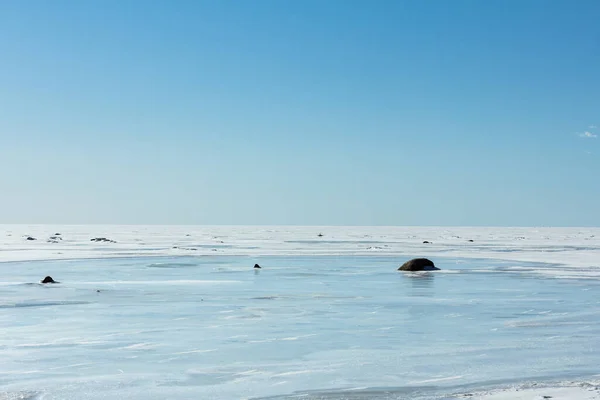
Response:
[1,225,599,274]
[0,225,599,399]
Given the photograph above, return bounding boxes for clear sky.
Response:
[1,0,599,226]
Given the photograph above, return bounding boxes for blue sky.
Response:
[0,0,598,226]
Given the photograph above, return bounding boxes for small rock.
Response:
[54,233,61,236]
[41,276,58,284]
[468,239,474,242]
[47,236,63,243]
[90,237,117,243]
[254,264,261,269]
[317,233,324,237]
[423,240,430,244]
[26,236,36,241]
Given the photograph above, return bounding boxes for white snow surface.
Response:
[1,224,599,270]
[466,380,600,400]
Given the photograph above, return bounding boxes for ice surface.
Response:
[1,225,599,399]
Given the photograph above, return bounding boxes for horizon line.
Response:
[0,223,599,229]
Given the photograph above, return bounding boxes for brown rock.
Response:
[398,258,439,271]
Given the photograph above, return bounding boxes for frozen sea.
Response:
[1,225,600,399]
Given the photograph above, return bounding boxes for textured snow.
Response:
[467,381,600,400]
[1,225,599,272]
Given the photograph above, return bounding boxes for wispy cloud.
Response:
[589,125,597,129]
[580,131,598,138]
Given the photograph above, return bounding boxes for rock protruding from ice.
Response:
[90,237,117,243]
[254,264,261,269]
[47,235,63,243]
[40,276,58,284]
[398,258,439,271]
[26,236,36,241]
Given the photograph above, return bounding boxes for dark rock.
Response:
[41,276,58,284]
[423,240,430,244]
[176,246,198,251]
[26,236,36,241]
[55,233,61,236]
[398,258,439,271]
[468,239,474,242]
[317,233,324,237]
[254,264,261,269]
[90,237,117,243]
